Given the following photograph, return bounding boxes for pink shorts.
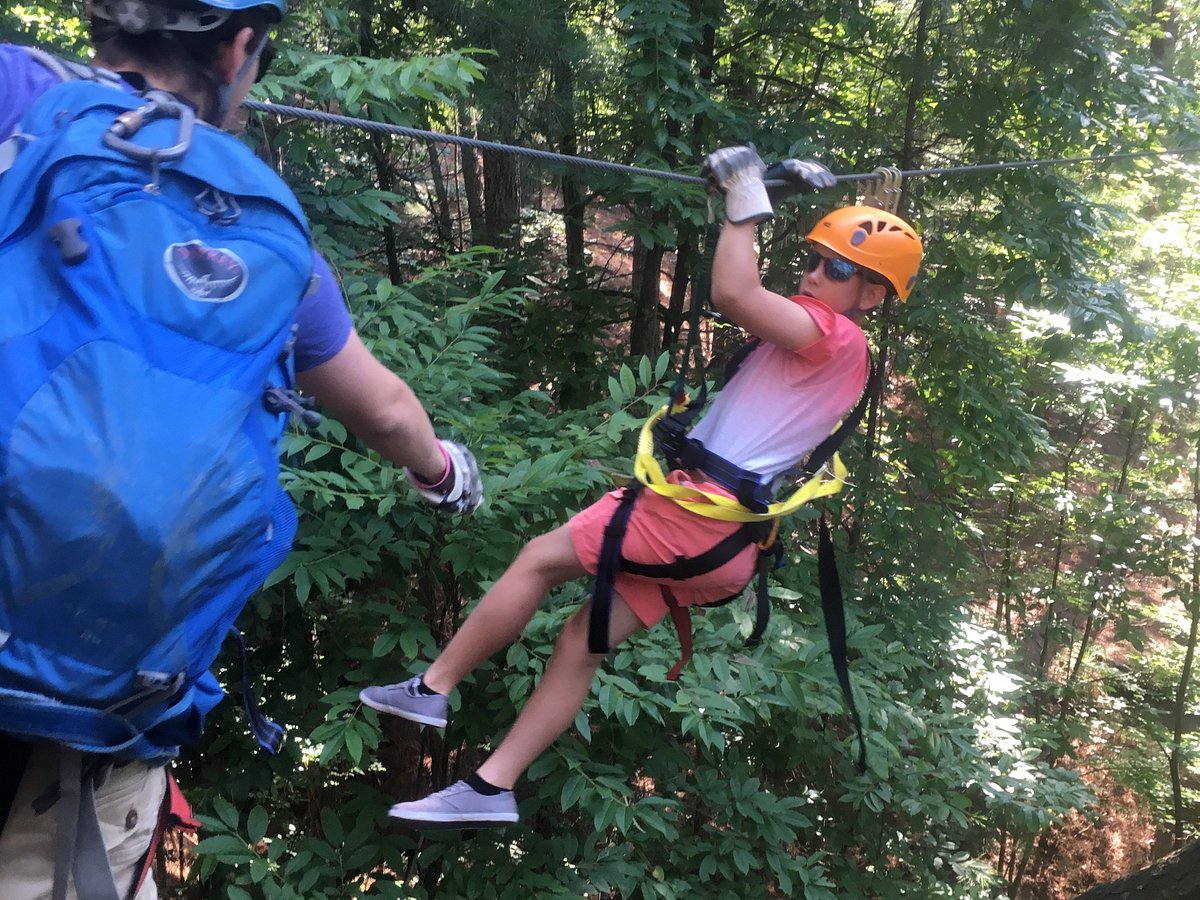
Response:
[568,473,760,627]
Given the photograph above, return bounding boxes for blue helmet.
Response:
[89,0,285,32]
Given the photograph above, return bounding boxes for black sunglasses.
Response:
[254,40,276,83]
[804,249,862,283]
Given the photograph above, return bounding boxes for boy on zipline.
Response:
[361,145,923,827]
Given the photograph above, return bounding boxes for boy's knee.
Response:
[517,529,579,580]
[558,608,602,659]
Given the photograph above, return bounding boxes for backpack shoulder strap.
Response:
[20,46,124,87]
[0,47,125,177]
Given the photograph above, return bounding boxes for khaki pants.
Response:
[0,744,167,900]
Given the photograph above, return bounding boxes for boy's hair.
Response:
[90,2,274,123]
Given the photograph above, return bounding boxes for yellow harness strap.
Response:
[633,405,849,523]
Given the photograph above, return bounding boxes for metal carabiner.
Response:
[863,165,903,213]
[102,90,196,175]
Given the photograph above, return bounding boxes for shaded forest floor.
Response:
[1018,764,1158,899]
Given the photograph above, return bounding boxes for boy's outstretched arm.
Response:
[711,221,825,351]
[704,145,834,351]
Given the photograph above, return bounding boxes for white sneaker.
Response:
[359,675,447,727]
[389,781,519,828]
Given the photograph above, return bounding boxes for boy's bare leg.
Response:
[421,524,587,695]
[476,594,644,789]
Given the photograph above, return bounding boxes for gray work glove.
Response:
[406,440,484,514]
[701,144,773,225]
[763,158,838,203]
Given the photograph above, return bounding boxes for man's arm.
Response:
[296,330,446,482]
[0,44,61,140]
[294,252,482,513]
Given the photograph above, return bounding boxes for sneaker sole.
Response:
[359,690,447,727]
[388,810,520,829]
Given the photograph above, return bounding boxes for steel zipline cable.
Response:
[242,98,1200,187]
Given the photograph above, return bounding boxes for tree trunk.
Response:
[630,219,667,358]
[1171,436,1200,846]
[1073,839,1200,899]
[1151,0,1177,72]
[1068,400,1144,684]
[1036,421,1093,682]
[425,140,454,248]
[994,488,1019,636]
[482,146,520,250]
[550,28,586,284]
[356,4,401,282]
[661,234,693,351]
[368,134,402,284]
[458,106,485,245]
[898,0,935,188]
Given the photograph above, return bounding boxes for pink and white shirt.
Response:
[686,294,870,483]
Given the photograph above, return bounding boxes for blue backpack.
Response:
[0,53,313,765]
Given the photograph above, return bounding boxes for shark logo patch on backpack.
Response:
[165,239,247,302]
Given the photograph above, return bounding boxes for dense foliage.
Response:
[7,0,1200,896]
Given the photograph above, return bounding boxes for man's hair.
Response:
[90,3,274,122]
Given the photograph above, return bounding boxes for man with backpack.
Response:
[0,1,482,897]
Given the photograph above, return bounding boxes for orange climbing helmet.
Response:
[807,206,923,301]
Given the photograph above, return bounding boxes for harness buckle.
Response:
[735,476,770,514]
[676,437,709,471]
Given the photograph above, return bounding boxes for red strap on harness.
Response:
[130,772,198,899]
[662,587,693,680]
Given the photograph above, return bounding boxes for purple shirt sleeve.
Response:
[294,251,354,373]
[0,44,62,137]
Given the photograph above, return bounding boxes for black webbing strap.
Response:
[818,514,868,773]
[0,734,31,839]
[801,351,882,479]
[657,337,759,448]
[746,538,784,648]
[586,481,766,675]
[587,483,643,656]
[721,337,761,386]
[619,527,757,581]
[230,627,285,754]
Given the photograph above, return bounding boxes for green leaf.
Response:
[196,834,250,856]
[211,796,240,831]
[246,806,268,844]
[619,363,636,398]
[320,806,344,847]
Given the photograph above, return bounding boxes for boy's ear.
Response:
[859,281,888,312]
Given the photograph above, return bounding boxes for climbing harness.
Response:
[587,340,879,769]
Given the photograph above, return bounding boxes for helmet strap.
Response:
[214,28,270,127]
